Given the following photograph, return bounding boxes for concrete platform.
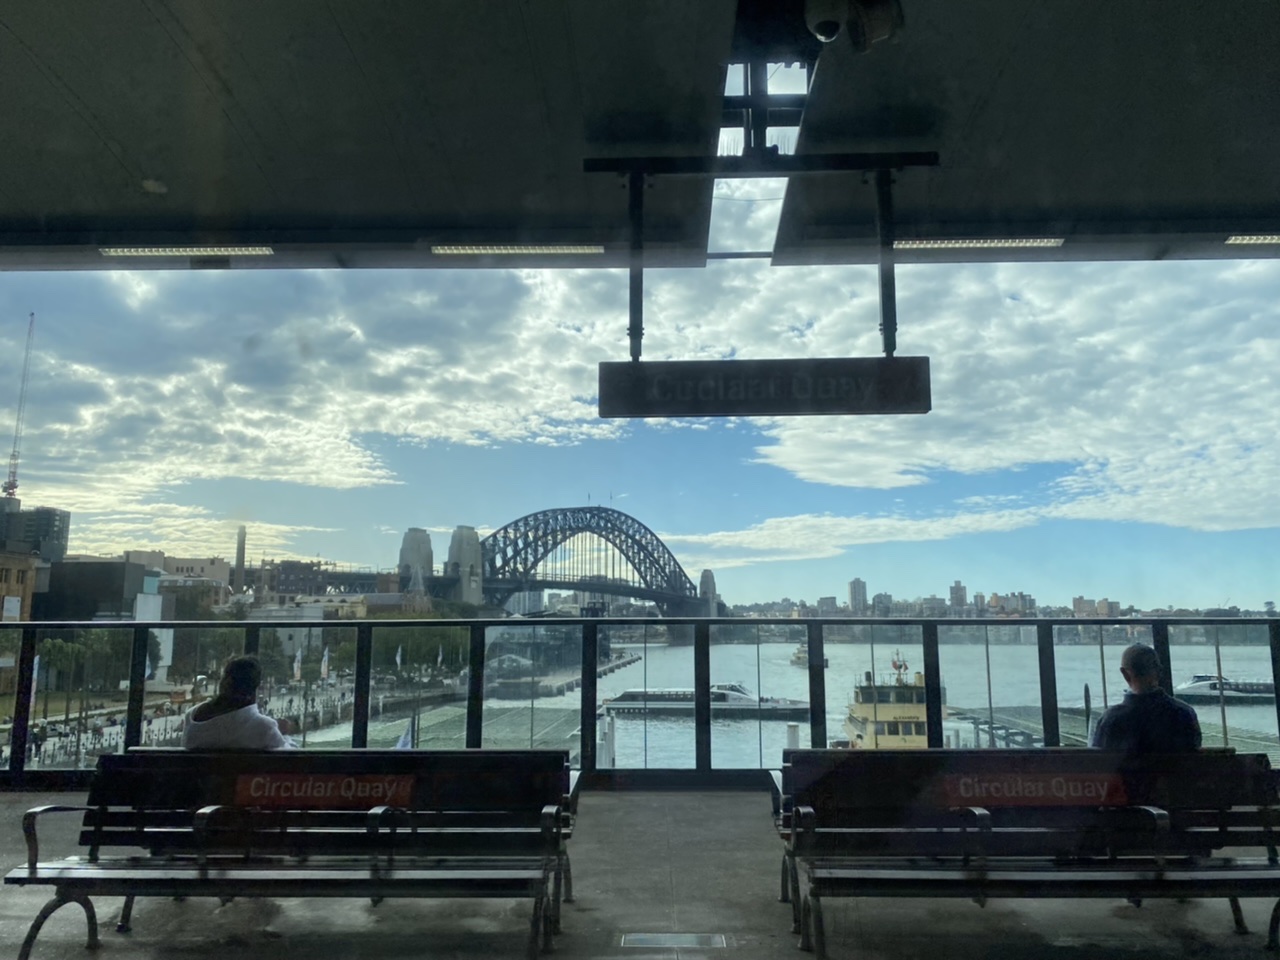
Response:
[1,788,1276,959]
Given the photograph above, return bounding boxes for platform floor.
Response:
[1,788,1276,959]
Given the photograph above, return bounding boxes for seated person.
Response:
[1090,643,1201,753]
[183,656,295,749]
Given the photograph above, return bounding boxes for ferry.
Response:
[789,645,829,668]
[602,682,809,720]
[1173,675,1276,704]
[844,651,944,749]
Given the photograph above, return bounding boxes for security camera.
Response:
[805,0,848,43]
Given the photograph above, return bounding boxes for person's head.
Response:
[1119,643,1162,693]
[219,656,262,701]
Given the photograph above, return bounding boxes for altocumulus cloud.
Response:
[0,255,1277,562]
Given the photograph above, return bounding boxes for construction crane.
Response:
[3,312,35,499]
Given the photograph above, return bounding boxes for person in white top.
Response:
[182,656,295,750]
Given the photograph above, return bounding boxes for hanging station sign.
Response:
[598,356,931,418]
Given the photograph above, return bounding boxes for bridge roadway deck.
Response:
[3,786,1278,960]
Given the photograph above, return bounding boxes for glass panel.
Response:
[833,623,924,750]
[597,622,694,769]
[481,622,583,764]
[1051,623,1150,747]
[366,625,468,749]
[592,623,648,769]
[937,623,1039,749]
[710,622,808,769]
[29,627,143,768]
[1168,622,1278,764]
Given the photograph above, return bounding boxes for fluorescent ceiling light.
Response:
[430,244,605,255]
[894,238,1065,250]
[99,245,274,257]
[1225,235,1280,245]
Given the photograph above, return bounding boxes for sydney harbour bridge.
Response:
[393,506,720,617]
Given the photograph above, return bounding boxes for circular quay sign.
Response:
[598,357,931,418]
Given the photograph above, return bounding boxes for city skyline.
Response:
[1,220,1278,611]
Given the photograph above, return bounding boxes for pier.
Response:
[484,652,643,699]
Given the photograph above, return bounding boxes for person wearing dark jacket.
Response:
[1090,643,1201,753]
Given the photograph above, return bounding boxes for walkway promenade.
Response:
[1,788,1275,959]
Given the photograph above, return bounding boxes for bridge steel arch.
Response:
[481,506,700,615]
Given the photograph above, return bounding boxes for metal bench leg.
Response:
[809,895,827,960]
[1268,899,1280,950]
[19,894,100,960]
[116,894,136,933]
[1230,897,1249,935]
[799,896,813,952]
[780,854,790,902]
[551,860,563,934]
[790,858,802,934]
[543,892,555,954]
[527,893,546,960]
[562,852,574,903]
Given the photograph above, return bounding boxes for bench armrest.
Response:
[768,770,785,819]
[22,805,96,871]
[791,805,816,855]
[1132,805,1170,871]
[566,771,581,818]
[541,804,563,853]
[950,806,993,869]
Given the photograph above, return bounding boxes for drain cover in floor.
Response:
[621,934,727,948]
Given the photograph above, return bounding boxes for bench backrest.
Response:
[782,748,1276,826]
[80,749,571,855]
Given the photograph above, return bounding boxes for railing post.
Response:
[580,622,598,773]
[1036,622,1060,747]
[10,626,37,774]
[1269,621,1280,745]
[124,624,149,749]
[922,622,943,748]
[351,622,373,748]
[243,623,260,656]
[806,621,827,748]
[694,621,711,770]
[1151,620,1173,696]
[465,622,486,749]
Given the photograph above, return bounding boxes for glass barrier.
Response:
[937,623,1039,748]
[1052,622,1151,747]
[367,624,468,749]
[597,622,694,769]
[831,623,925,750]
[709,621,807,769]
[481,622,583,764]
[1169,622,1278,764]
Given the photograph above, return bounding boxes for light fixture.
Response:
[893,238,1065,250]
[99,245,274,256]
[430,244,605,255]
[1225,235,1280,245]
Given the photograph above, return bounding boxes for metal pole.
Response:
[874,168,898,358]
[1151,620,1173,695]
[580,621,598,773]
[983,626,996,748]
[1269,621,1280,745]
[922,622,943,748]
[124,625,149,749]
[807,621,827,748]
[351,622,372,748]
[1097,626,1109,708]
[628,171,644,361]
[694,621,711,771]
[1213,626,1229,747]
[10,626,37,774]
[1036,622,1060,747]
[465,622,485,748]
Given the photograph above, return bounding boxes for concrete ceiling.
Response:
[0,1,1277,271]
[773,0,1280,264]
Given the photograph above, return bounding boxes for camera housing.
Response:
[804,0,848,43]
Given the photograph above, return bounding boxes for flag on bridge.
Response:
[320,646,330,680]
[293,647,302,681]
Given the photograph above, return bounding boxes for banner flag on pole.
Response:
[30,654,39,713]
[320,646,330,680]
[395,645,403,670]
[293,647,302,681]
[437,645,443,668]
[145,656,153,680]
[395,713,416,750]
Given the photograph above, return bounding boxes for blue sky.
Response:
[1,202,1278,609]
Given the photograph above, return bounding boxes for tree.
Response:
[1266,601,1276,616]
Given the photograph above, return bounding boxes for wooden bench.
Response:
[5,748,578,960]
[776,748,1280,959]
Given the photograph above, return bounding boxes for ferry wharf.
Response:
[3,786,1277,960]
